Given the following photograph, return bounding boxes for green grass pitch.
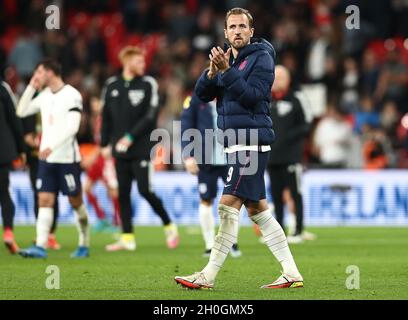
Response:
[1,226,407,300]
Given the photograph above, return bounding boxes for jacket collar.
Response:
[225,37,276,66]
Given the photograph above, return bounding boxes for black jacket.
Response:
[101,75,160,160]
[0,81,24,165]
[269,91,311,165]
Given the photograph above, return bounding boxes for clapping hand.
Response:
[209,46,232,73]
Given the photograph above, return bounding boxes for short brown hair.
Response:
[225,7,254,28]
[118,46,144,64]
[36,58,62,76]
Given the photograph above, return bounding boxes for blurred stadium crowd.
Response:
[1,0,408,170]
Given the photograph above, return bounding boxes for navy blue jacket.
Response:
[194,38,276,147]
[180,94,225,165]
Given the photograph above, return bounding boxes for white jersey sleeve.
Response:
[16,85,43,117]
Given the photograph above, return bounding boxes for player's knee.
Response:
[201,199,213,206]
[108,188,118,199]
[219,194,243,209]
[38,193,55,208]
[245,200,269,217]
[246,207,260,217]
[83,180,93,194]
[68,194,83,209]
[139,190,154,200]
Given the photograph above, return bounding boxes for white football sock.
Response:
[250,209,301,278]
[199,203,215,250]
[74,204,90,247]
[36,207,53,248]
[202,204,239,283]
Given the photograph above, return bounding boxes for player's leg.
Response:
[175,194,243,289]
[19,161,59,258]
[197,166,216,256]
[19,191,55,258]
[175,151,249,289]
[0,164,19,254]
[199,197,215,257]
[84,177,109,233]
[219,165,242,258]
[27,158,39,221]
[283,189,297,236]
[84,155,113,232]
[107,186,121,227]
[59,162,90,258]
[68,194,90,258]
[84,178,105,220]
[244,153,303,288]
[268,165,286,229]
[287,165,303,236]
[48,195,61,250]
[202,194,242,281]
[103,157,121,227]
[36,192,55,249]
[28,158,60,249]
[106,158,135,251]
[132,160,179,249]
[28,159,40,246]
[198,151,263,285]
[246,198,303,288]
[286,164,316,242]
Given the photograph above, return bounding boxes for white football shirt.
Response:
[17,84,83,163]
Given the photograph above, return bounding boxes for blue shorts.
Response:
[198,165,227,200]
[223,150,270,202]
[36,161,82,196]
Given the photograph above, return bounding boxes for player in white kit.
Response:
[16,59,91,258]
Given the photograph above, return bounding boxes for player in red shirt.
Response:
[81,96,121,232]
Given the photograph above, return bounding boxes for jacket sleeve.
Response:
[194,70,218,102]
[220,52,274,108]
[128,76,160,139]
[1,83,25,153]
[101,82,112,147]
[180,95,198,158]
[22,115,37,135]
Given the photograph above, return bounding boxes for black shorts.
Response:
[223,150,270,202]
[36,161,82,196]
[197,165,227,200]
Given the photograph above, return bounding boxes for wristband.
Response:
[125,133,134,142]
